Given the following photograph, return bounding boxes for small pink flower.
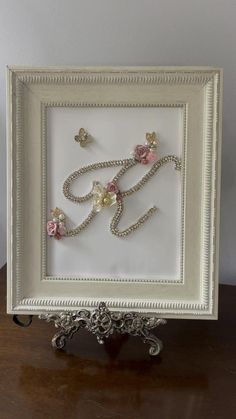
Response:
[58,222,66,236]
[106,181,119,194]
[47,221,57,236]
[55,232,62,240]
[147,150,157,162]
[140,158,149,165]
[133,144,150,162]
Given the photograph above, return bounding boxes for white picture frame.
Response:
[7,66,222,319]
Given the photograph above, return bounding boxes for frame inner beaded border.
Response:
[41,102,187,284]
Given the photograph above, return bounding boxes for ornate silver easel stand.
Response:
[39,302,166,356]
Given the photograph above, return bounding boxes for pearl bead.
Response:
[59,213,65,221]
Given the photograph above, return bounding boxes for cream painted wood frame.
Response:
[7,67,222,318]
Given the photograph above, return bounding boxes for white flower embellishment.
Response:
[92,181,120,212]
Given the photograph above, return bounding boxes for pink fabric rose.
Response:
[133,144,150,162]
[58,222,66,236]
[106,181,119,194]
[133,144,157,164]
[47,221,57,236]
[147,150,157,162]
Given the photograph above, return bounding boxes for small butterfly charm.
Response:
[74,128,91,147]
[145,132,157,149]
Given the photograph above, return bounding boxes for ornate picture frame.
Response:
[7,67,222,333]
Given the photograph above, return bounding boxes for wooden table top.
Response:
[0,264,235,419]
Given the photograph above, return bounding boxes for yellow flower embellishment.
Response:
[92,182,117,212]
[146,132,157,149]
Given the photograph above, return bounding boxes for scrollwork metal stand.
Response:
[39,302,166,356]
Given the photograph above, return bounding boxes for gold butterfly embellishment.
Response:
[145,132,157,149]
[74,128,91,147]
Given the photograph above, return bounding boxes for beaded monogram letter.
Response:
[46,132,181,240]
